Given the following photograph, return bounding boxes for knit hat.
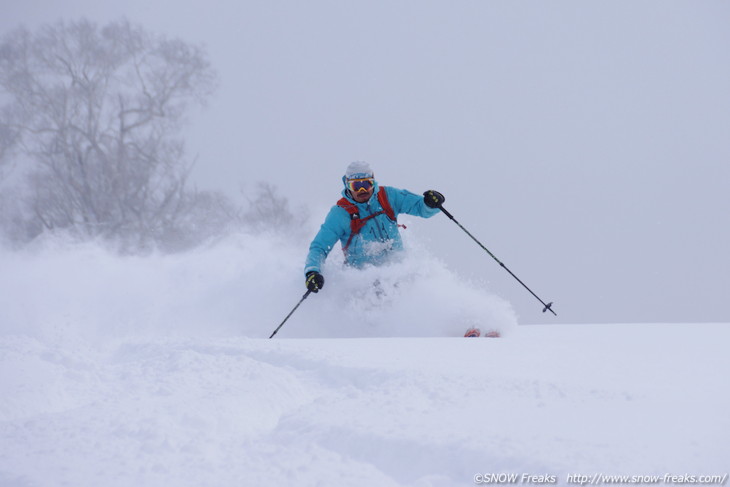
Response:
[344,161,374,180]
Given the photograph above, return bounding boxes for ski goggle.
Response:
[346,178,374,193]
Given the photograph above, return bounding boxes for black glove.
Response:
[423,190,445,209]
[305,271,324,293]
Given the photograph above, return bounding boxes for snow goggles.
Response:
[346,178,374,193]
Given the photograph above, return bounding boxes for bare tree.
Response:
[0,112,19,180]
[159,188,241,252]
[242,182,300,233]
[0,19,217,248]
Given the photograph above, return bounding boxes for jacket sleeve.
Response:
[304,205,350,275]
[386,187,440,219]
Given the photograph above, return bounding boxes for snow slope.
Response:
[1,236,728,486]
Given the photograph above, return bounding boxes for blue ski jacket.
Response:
[304,183,439,274]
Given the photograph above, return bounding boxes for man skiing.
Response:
[304,161,445,293]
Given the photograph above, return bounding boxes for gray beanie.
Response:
[344,161,374,180]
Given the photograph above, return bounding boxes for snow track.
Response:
[2,325,728,486]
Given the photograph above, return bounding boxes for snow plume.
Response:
[300,250,517,338]
[0,230,517,345]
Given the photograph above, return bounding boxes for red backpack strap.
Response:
[377,186,406,229]
[336,197,372,251]
[376,187,395,221]
[337,197,358,218]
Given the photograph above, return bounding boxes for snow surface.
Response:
[1,234,728,486]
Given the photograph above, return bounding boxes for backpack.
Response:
[336,186,405,252]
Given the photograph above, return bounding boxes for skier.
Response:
[301,161,494,338]
[304,160,444,292]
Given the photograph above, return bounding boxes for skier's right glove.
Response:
[305,271,325,293]
[423,190,445,209]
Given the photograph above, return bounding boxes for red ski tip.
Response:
[464,328,500,338]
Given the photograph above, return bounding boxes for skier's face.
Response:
[347,178,374,203]
[352,186,373,203]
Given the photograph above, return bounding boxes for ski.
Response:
[464,328,500,338]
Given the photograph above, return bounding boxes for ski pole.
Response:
[438,205,557,316]
[269,290,312,338]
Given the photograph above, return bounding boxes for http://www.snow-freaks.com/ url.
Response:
[473,473,728,485]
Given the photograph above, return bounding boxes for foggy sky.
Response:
[3,0,729,324]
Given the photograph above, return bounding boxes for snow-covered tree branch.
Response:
[0,19,218,249]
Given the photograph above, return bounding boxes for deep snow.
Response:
[1,234,728,486]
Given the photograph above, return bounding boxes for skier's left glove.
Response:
[423,190,445,209]
[305,271,325,293]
